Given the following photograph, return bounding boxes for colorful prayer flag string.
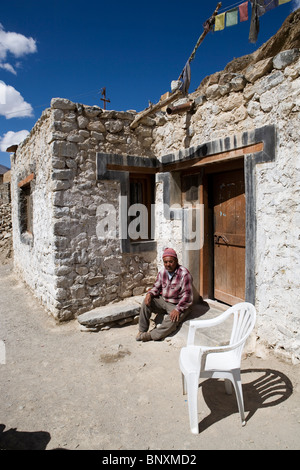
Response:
[239,1,249,21]
[215,0,249,31]
[215,12,226,31]
[264,0,279,12]
[226,7,239,27]
[214,0,291,33]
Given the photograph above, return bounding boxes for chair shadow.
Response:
[0,424,51,450]
[197,368,293,434]
[185,301,212,321]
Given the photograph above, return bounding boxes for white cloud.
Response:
[0,62,17,75]
[0,23,37,74]
[0,129,29,152]
[0,81,33,119]
[0,23,37,59]
[293,0,300,9]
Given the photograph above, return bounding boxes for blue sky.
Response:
[0,0,298,168]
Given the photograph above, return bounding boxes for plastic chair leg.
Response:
[186,372,200,434]
[232,372,246,426]
[224,379,232,395]
[182,373,187,395]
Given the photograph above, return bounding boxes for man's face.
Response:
[163,256,178,272]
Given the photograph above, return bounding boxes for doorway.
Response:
[212,169,246,305]
[181,160,246,306]
[167,126,276,307]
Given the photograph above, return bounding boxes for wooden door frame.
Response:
[200,157,255,304]
[162,125,277,306]
[182,159,245,304]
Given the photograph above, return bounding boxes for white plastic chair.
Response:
[179,302,256,434]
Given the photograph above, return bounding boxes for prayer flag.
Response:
[226,8,238,27]
[180,61,191,95]
[239,2,249,22]
[264,0,279,11]
[278,0,291,4]
[215,13,225,31]
[249,0,260,43]
[257,0,267,17]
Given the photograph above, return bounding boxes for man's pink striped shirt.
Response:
[148,265,193,313]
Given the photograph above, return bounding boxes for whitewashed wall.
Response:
[152,51,300,363]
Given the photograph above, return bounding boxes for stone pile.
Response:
[49,98,160,160]
[200,48,300,102]
[153,49,300,156]
[0,202,12,263]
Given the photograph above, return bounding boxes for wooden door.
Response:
[213,170,245,305]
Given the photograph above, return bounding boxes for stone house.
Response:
[9,12,300,362]
[0,164,10,193]
[0,166,12,263]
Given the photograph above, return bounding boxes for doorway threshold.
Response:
[203,298,230,312]
[180,298,233,346]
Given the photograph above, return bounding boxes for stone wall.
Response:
[12,99,159,321]
[0,201,12,263]
[50,99,160,320]
[0,181,10,204]
[0,173,12,263]
[152,49,300,363]
[11,109,57,313]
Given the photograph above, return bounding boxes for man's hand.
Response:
[170,309,180,322]
[145,292,152,307]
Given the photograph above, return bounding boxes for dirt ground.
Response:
[0,262,299,451]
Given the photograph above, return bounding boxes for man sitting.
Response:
[136,248,193,342]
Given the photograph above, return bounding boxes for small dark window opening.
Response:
[129,174,154,241]
[20,184,33,235]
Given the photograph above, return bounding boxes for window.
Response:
[128,174,154,241]
[18,173,34,237]
[20,184,33,235]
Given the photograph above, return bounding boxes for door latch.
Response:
[214,234,229,245]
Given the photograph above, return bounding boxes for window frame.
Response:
[18,173,34,242]
[20,183,33,235]
[129,173,154,242]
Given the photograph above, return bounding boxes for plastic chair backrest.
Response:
[229,302,256,359]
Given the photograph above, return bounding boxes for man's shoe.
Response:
[141,332,152,342]
[136,331,152,342]
[136,331,143,341]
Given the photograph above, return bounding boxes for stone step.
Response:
[77,295,145,329]
[77,295,231,346]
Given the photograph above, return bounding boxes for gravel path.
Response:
[0,262,299,450]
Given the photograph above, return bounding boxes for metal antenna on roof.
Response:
[100,87,110,110]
